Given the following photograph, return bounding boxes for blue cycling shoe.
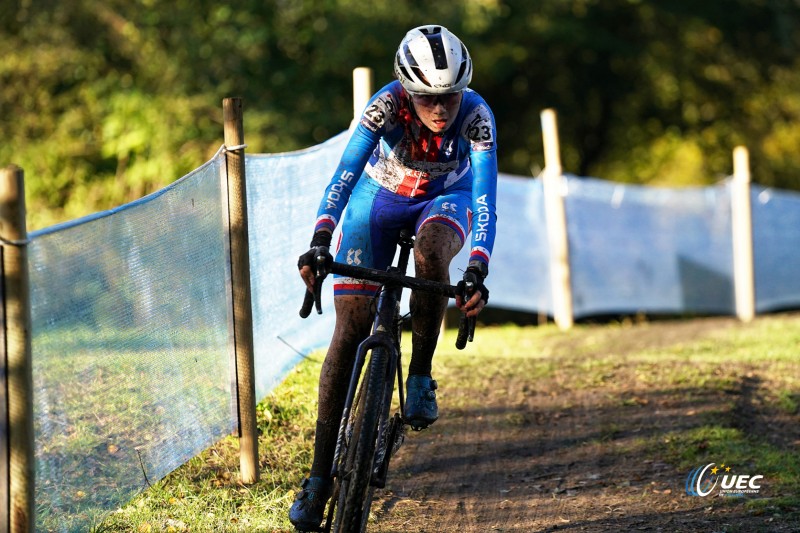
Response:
[405,375,439,430]
[289,476,332,531]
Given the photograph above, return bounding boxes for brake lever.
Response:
[312,263,324,315]
[312,250,330,315]
[455,277,477,350]
[299,247,330,318]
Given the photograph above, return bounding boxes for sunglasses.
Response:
[410,91,462,107]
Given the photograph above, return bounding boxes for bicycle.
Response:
[298,229,478,532]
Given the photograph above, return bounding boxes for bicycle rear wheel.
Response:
[333,346,389,532]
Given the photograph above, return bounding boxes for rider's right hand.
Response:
[298,230,333,292]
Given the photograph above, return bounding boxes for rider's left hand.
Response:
[456,290,485,318]
[456,264,489,318]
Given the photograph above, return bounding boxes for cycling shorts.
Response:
[333,175,472,296]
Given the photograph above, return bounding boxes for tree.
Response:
[2,0,800,229]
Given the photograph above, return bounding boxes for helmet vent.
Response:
[427,34,448,70]
[402,43,419,67]
[455,44,469,83]
[411,66,431,87]
[421,26,442,35]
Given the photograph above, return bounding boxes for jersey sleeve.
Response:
[314,85,400,234]
[462,100,498,273]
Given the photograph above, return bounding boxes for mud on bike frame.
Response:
[297,230,478,532]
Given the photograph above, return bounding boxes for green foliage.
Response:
[3,0,800,229]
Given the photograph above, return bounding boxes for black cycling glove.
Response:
[457,264,489,305]
[297,231,333,272]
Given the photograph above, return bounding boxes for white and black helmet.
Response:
[394,25,472,95]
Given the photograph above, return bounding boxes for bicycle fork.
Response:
[331,291,405,487]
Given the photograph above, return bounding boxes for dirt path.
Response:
[368,317,799,532]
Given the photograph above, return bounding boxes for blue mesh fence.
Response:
[245,133,347,400]
[445,173,552,313]
[22,130,800,531]
[565,177,735,317]
[752,186,800,312]
[29,152,235,531]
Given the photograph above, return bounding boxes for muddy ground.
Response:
[368,317,800,532]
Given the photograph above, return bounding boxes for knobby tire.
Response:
[333,347,388,532]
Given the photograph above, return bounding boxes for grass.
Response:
[33,328,234,532]
[93,348,324,533]
[92,314,800,531]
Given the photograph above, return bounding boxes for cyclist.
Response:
[291,24,497,531]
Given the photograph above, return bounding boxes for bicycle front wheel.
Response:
[333,346,389,532]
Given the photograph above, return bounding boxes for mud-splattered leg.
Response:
[309,295,373,478]
[408,223,463,376]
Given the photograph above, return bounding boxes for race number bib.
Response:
[462,104,495,152]
[360,91,397,133]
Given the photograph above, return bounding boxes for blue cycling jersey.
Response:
[315,80,498,270]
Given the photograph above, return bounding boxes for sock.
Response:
[309,419,339,479]
[408,332,437,376]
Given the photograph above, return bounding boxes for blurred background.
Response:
[2,0,799,229]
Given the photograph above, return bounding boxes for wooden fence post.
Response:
[351,67,373,127]
[540,109,574,330]
[0,165,34,532]
[731,146,755,322]
[222,98,259,484]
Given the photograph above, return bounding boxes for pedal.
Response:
[407,418,431,431]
